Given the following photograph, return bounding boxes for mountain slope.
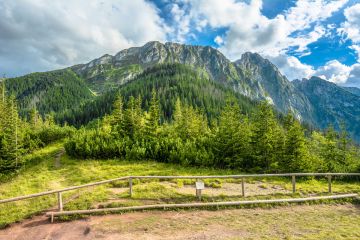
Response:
[294,77,360,139]
[71,41,242,94]
[6,69,94,116]
[70,42,312,120]
[234,53,315,124]
[58,63,257,126]
[343,86,360,97]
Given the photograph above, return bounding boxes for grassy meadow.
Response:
[0,142,359,228]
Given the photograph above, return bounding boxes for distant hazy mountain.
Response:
[343,86,360,97]
[5,41,360,139]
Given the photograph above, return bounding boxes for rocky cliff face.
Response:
[234,52,314,123]
[294,77,360,138]
[71,41,241,93]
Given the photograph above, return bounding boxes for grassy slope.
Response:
[0,143,359,228]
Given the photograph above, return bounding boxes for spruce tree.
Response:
[251,101,281,172]
[284,118,311,172]
[213,101,252,169]
[111,93,125,136]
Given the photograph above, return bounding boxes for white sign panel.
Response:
[195,181,205,190]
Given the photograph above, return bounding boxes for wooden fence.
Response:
[1,173,359,222]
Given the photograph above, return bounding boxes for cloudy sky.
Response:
[1,0,360,87]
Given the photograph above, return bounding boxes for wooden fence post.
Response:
[241,177,245,197]
[129,177,133,197]
[57,192,63,212]
[292,175,296,193]
[328,175,332,193]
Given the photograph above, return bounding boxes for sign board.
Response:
[195,181,205,190]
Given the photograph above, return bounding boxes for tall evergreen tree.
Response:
[251,102,282,172]
[213,101,252,169]
[111,93,125,136]
[283,117,312,172]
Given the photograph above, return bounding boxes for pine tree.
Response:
[323,125,341,172]
[213,101,252,169]
[0,96,22,171]
[124,96,144,139]
[29,107,43,129]
[111,93,125,136]
[251,102,282,172]
[145,89,160,138]
[283,117,311,172]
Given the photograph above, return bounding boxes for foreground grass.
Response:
[0,142,359,228]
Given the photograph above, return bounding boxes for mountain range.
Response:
[5,41,360,140]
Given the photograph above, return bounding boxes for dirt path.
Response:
[54,149,65,168]
[1,204,359,240]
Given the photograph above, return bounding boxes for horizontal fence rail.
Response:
[46,193,359,218]
[1,173,360,204]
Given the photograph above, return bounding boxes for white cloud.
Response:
[340,3,360,43]
[181,0,347,60]
[314,60,351,84]
[0,0,168,76]
[268,54,315,81]
[346,63,360,87]
[214,36,224,45]
[171,0,348,82]
[169,3,191,42]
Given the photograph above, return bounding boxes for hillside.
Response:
[58,64,257,126]
[294,77,360,139]
[5,69,94,116]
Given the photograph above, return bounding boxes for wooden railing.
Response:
[1,173,359,222]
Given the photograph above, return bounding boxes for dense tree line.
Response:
[0,81,75,175]
[65,91,360,173]
[6,69,93,118]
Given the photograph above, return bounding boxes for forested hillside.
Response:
[5,69,94,117]
[58,64,257,126]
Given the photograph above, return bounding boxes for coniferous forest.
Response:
[65,90,360,173]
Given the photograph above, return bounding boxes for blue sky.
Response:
[1,0,360,86]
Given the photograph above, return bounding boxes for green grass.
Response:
[0,142,359,228]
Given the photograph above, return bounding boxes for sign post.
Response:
[195,180,205,201]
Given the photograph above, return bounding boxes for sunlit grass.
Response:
[0,142,359,228]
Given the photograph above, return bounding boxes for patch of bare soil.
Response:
[170,181,290,196]
[54,149,65,168]
[1,204,359,240]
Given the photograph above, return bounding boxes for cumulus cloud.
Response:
[0,0,168,76]
[346,64,360,87]
[315,60,351,84]
[182,0,346,58]
[340,3,360,43]
[175,0,348,82]
[268,54,315,81]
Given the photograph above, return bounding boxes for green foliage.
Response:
[65,89,360,173]
[59,64,257,127]
[0,82,75,175]
[5,69,93,118]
